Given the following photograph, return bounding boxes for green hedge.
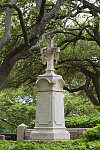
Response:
[29,120,35,128]
[65,114,100,128]
[0,139,100,150]
[84,124,100,141]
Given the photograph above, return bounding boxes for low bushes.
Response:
[65,114,100,128]
[29,120,35,128]
[0,139,100,150]
[84,124,100,141]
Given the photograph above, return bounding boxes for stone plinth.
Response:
[17,123,27,140]
[30,73,70,141]
[25,128,90,140]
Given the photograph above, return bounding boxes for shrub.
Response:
[84,124,100,141]
[65,114,100,128]
[0,139,100,150]
[29,120,35,128]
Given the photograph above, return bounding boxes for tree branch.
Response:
[63,85,84,92]
[36,0,46,22]
[86,59,99,75]
[80,66,96,80]
[0,0,17,50]
[83,0,100,14]
[0,2,29,45]
[0,0,66,86]
[36,0,42,11]
[64,74,100,106]
[89,9,99,39]
[45,0,64,21]
[59,29,84,47]
[84,76,99,106]
[0,118,17,127]
[30,1,84,52]
[0,8,12,50]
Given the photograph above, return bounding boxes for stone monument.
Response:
[30,40,70,141]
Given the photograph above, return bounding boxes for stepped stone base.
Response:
[30,127,70,141]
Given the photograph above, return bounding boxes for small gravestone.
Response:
[17,123,27,140]
[30,40,70,141]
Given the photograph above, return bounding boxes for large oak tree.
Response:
[0,0,100,105]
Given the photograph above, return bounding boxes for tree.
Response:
[59,40,100,106]
[55,0,100,106]
[0,0,65,86]
[64,91,99,117]
[0,0,100,106]
[0,86,36,133]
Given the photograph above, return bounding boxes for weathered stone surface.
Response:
[17,123,27,141]
[25,128,90,140]
[30,127,70,141]
[30,72,70,140]
[67,128,90,140]
[30,40,70,141]
[25,129,34,140]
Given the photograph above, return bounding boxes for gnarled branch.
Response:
[0,2,29,45]
[36,0,46,22]
[0,0,17,50]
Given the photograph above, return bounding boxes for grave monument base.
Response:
[30,40,70,141]
[30,73,70,141]
[30,127,70,141]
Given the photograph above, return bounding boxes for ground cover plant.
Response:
[84,124,100,141]
[65,113,100,128]
[0,139,100,150]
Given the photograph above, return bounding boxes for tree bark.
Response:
[0,0,17,50]
[0,0,64,86]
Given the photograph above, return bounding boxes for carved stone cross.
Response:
[41,40,60,74]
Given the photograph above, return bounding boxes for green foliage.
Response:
[84,124,100,141]
[0,86,36,133]
[0,139,100,150]
[0,88,99,133]
[64,92,100,128]
[29,120,35,129]
[64,92,99,116]
[65,114,100,128]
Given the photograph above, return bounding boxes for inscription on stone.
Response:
[54,92,64,125]
[36,92,51,124]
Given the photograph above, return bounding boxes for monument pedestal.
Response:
[30,40,70,140]
[30,72,70,141]
[30,127,69,141]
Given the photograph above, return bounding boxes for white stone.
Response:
[41,40,60,75]
[30,127,70,141]
[30,40,70,141]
